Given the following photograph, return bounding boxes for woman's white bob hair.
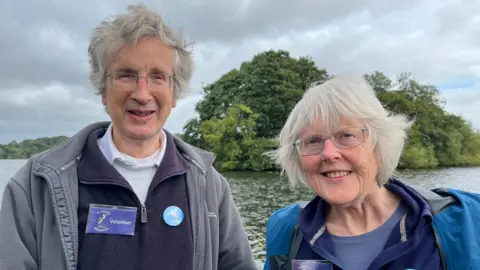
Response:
[268,76,413,187]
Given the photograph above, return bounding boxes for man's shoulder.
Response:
[170,133,216,172]
[10,122,110,185]
[8,143,65,189]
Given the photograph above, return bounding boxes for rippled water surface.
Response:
[1,160,480,268]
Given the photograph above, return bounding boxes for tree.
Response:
[199,104,277,171]
[363,71,393,93]
[181,53,480,171]
[365,71,480,168]
[185,50,330,141]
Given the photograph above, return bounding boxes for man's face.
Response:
[102,37,177,142]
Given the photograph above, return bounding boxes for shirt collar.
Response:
[97,124,167,168]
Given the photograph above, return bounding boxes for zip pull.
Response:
[141,205,147,223]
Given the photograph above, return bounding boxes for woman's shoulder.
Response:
[426,188,480,269]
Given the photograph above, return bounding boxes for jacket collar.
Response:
[32,121,215,174]
[298,179,433,248]
[97,123,167,167]
[77,126,188,186]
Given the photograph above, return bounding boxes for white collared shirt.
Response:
[97,124,167,204]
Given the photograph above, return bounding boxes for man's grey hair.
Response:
[268,76,413,187]
[88,4,194,100]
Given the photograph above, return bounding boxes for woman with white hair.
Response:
[263,77,480,270]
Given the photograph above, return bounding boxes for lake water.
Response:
[1,159,480,268]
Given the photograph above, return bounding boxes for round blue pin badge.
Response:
[163,206,184,226]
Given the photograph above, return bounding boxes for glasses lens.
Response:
[296,127,365,155]
[111,72,135,90]
[111,72,172,90]
[333,128,364,148]
[297,136,323,156]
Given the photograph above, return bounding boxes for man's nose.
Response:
[132,77,152,103]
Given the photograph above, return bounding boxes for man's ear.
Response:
[101,89,107,106]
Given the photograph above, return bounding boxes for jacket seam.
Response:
[218,173,227,206]
[59,164,79,269]
[9,177,34,217]
[182,154,206,174]
[36,164,75,270]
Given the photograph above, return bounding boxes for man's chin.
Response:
[125,127,163,140]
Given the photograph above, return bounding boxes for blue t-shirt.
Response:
[329,201,408,270]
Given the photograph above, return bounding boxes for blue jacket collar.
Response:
[298,179,433,249]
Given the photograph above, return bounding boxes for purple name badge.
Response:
[292,260,333,270]
[85,204,137,236]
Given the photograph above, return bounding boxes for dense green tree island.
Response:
[2,50,480,171]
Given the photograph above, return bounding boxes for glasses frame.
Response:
[294,127,367,156]
[106,71,175,90]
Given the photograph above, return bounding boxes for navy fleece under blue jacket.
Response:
[295,180,442,269]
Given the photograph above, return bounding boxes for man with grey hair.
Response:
[0,4,256,270]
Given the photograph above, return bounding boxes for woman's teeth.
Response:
[323,171,351,178]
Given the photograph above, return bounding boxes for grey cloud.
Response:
[0,0,479,144]
[0,0,420,91]
[440,87,480,129]
[0,1,100,92]
[0,84,108,143]
[0,27,89,90]
[165,94,203,132]
[302,6,480,83]
[152,0,420,43]
[435,0,480,38]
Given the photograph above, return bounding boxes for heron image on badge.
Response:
[95,210,110,232]
[292,260,333,270]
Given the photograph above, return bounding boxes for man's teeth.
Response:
[324,171,350,178]
[131,110,152,116]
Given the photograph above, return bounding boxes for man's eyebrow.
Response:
[115,67,137,74]
[150,67,170,75]
[114,67,170,75]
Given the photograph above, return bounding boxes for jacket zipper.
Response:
[79,170,186,224]
[141,205,147,223]
[79,180,147,221]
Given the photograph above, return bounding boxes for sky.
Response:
[1,0,479,144]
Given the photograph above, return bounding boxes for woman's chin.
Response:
[317,188,359,206]
[326,197,357,206]
[309,174,363,205]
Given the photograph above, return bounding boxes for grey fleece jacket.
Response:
[0,122,257,270]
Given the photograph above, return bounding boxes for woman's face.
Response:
[298,117,379,206]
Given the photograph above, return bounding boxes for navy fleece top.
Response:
[296,180,442,270]
[76,127,193,270]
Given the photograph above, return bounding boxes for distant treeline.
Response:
[2,49,480,171]
[0,134,185,160]
[0,136,68,159]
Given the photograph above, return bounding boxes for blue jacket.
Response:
[264,179,480,270]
